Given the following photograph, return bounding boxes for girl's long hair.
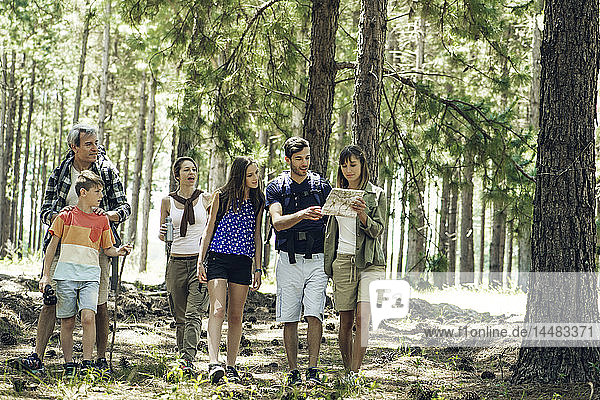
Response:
[218,156,265,216]
[337,145,369,189]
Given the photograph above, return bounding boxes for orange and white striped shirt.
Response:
[49,207,115,282]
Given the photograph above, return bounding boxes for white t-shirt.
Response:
[335,215,356,255]
[65,165,82,206]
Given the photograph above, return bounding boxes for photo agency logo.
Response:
[369,279,411,331]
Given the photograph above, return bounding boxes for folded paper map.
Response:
[322,188,365,217]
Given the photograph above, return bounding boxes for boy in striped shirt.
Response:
[39,170,131,375]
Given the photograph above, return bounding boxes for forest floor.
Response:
[0,266,597,400]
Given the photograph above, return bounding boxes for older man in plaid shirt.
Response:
[19,123,130,375]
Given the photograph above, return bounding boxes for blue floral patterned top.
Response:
[209,199,256,258]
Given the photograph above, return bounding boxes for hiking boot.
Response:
[14,353,44,374]
[95,358,111,377]
[287,369,301,386]
[225,365,241,383]
[305,367,323,385]
[63,361,78,377]
[208,363,224,384]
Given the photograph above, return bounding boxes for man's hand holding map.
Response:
[322,188,366,217]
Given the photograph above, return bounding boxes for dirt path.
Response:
[0,275,596,399]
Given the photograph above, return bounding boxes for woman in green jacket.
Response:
[324,145,387,380]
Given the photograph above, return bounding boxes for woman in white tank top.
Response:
[158,157,212,373]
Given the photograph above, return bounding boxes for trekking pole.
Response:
[109,252,128,372]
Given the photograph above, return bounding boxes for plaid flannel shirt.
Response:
[41,146,131,251]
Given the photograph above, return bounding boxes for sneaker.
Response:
[306,367,323,385]
[287,369,302,386]
[95,358,111,377]
[63,361,77,377]
[208,363,224,384]
[14,353,44,374]
[80,360,98,376]
[180,359,196,376]
[225,365,241,383]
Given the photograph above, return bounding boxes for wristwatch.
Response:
[254,268,263,274]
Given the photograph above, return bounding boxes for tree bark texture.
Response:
[435,170,450,287]
[406,175,425,276]
[11,87,23,245]
[460,151,474,284]
[517,219,531,290]
[28,142,37,250]
[19,61,34,247]
[396,170,407,277]
[302,0,340,177]
[139,77,156,272]
[208,146,227,192]
[73,6,92,124]
[447,180,458,286]
[506,220,514,282]
[479,191,486,285]
[0,51,16,256]
[489,198,506,287]
[512,0,600,383]
[351,0,387,183]
[127,74,147,245]
[97,0,111,144]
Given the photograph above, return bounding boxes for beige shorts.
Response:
[47,250,110,305]
[331,253,385,312]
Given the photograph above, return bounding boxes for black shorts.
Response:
[205,251,252,285]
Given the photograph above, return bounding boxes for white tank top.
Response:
[169,196,207,254]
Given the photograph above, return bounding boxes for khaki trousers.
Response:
[165,256,209,361]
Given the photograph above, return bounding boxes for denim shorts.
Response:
[205,251,252,285]
[55,280,100,318]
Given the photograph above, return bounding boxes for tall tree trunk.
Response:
[97,0,111,144]
[208,146,227,192]
[517,219,531,290]
[139,77,156,272]
[169,126,178,192]
[513,0,600,383]
[28,142,38,251]
[489,199,506,287]
[120,136,130,240]
[58,78,65,158]
[460,149,475,283]
[11,85,23,246]
[435,170,450,287]
[0,51,16,256]
[396,169,407,277]
[127,74,147,245]
[292,12,309,137]
[506,219,514,285]
[19,61,35,247]
[73,5,92,124]
[37,148,48,250]
[447,179,458,286]
[302,0,340,177]
[259,129,272,270]
[406,175,426,277]
[352,0,387,183]
[478,189,486,285]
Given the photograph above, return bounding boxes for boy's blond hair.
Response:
[75,170,104,196]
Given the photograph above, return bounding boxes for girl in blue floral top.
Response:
[198,156,265,384]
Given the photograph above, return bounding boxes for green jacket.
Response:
[324,181,387,277]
